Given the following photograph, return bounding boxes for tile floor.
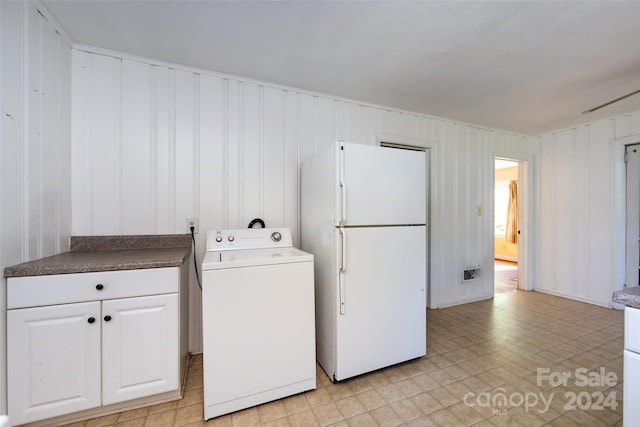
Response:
[494,260,518,294]
[63,290,624,427]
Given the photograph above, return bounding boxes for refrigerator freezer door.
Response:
[335,226,426,381]
[341,143,426,226]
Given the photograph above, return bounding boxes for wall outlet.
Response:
[186,217,199,234]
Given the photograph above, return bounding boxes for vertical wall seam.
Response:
[54,33,61,252]
[36,13,44,258]
[116,58,123,234]
[570,128,578,296]
[193,74,200,221]
[259,85,264,219]
[86,54,94,235]
[223,79,228,228]
[150,65,158,233]
[313,96,318,154]
[296,93,301,237]
[282,89,287,225]
[585,124,592,299]
[169,69,176,233]
[239,81,245,224]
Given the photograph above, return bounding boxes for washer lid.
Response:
[202,247,313,270]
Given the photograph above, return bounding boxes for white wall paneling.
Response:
[1,0,72,414]
[70,47,536,352]
[536,113,640,306]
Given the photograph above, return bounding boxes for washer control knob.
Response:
[215,236,223,243]
[271,232,282,242]
[228,235,235,242]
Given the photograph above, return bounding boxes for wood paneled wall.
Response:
[0,1,72,413]
[71,48,535,352]
[537,113,640,306]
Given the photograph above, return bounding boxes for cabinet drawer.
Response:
[625,306,640,352]
[7,267,179,309]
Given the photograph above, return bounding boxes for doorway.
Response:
[495,159,519,293]
[626,144,640,288]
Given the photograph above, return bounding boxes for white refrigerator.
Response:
[301,141,427,381]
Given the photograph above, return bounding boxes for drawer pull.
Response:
[95,284,104,290]
[104,315,112,322]
[87,317,96,324]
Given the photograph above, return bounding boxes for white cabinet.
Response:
[624,306,640,426]
[102,294,179,404]
[7,267,187,426]
[7,302,102,422]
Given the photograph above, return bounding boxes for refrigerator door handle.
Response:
[338,140,346,226]
[339,228,346,315]
[339,180,347,226]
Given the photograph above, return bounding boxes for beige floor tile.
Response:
[147,399,179,415]
[428,386,459,408]
[281,393,311,415]
[286,409,319,426]
[117,407,150,423]
[230,407,260,426]
[346,412,377,427]
[178,388,204,408]
[115,418,146,427]
[305,387,332,408]
[346,377,373,395]
[261,417,291,427]
[143,409,176,427]
[311,402,344,426]
[335,396,367,419]
[390,398,423,421]
[174,403,204,426]
[326,381,354,401]
[205,414,232,427]
[84,413,119,427]
[446,401,484,425]
[406,415,437,426]
[355,389,386,411]
[376,383,405,404]
[369,405,403,427]
[427,408,464,427]
[257,400,287,423]
[59,289,624,427]
[395,378,423,398]
[410,392,443,415]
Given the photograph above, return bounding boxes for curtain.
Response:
[505,180,518,244]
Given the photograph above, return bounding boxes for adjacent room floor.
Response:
[62,290,624,427]
[495,260,518,294]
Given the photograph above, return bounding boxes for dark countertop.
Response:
[612,287,640,309]
[4,235,192,278]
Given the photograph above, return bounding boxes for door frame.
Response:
[613,135,640,307]
[492,151,534,291]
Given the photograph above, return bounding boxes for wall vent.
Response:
[463,267,481,282]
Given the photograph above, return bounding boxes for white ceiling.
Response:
[41,0,640,135]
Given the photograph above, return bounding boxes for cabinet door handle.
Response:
[87,317,96,324]
[104,315,112,322]
[96,284,104,290]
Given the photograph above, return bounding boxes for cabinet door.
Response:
[102,294,179,404]
[625,350,640,425]
[7,302,101,425]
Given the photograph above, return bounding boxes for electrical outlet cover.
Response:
[186,217,199,234]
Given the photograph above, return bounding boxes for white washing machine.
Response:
[201,228,316,420]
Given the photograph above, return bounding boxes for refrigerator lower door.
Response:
[335,226,426,381]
